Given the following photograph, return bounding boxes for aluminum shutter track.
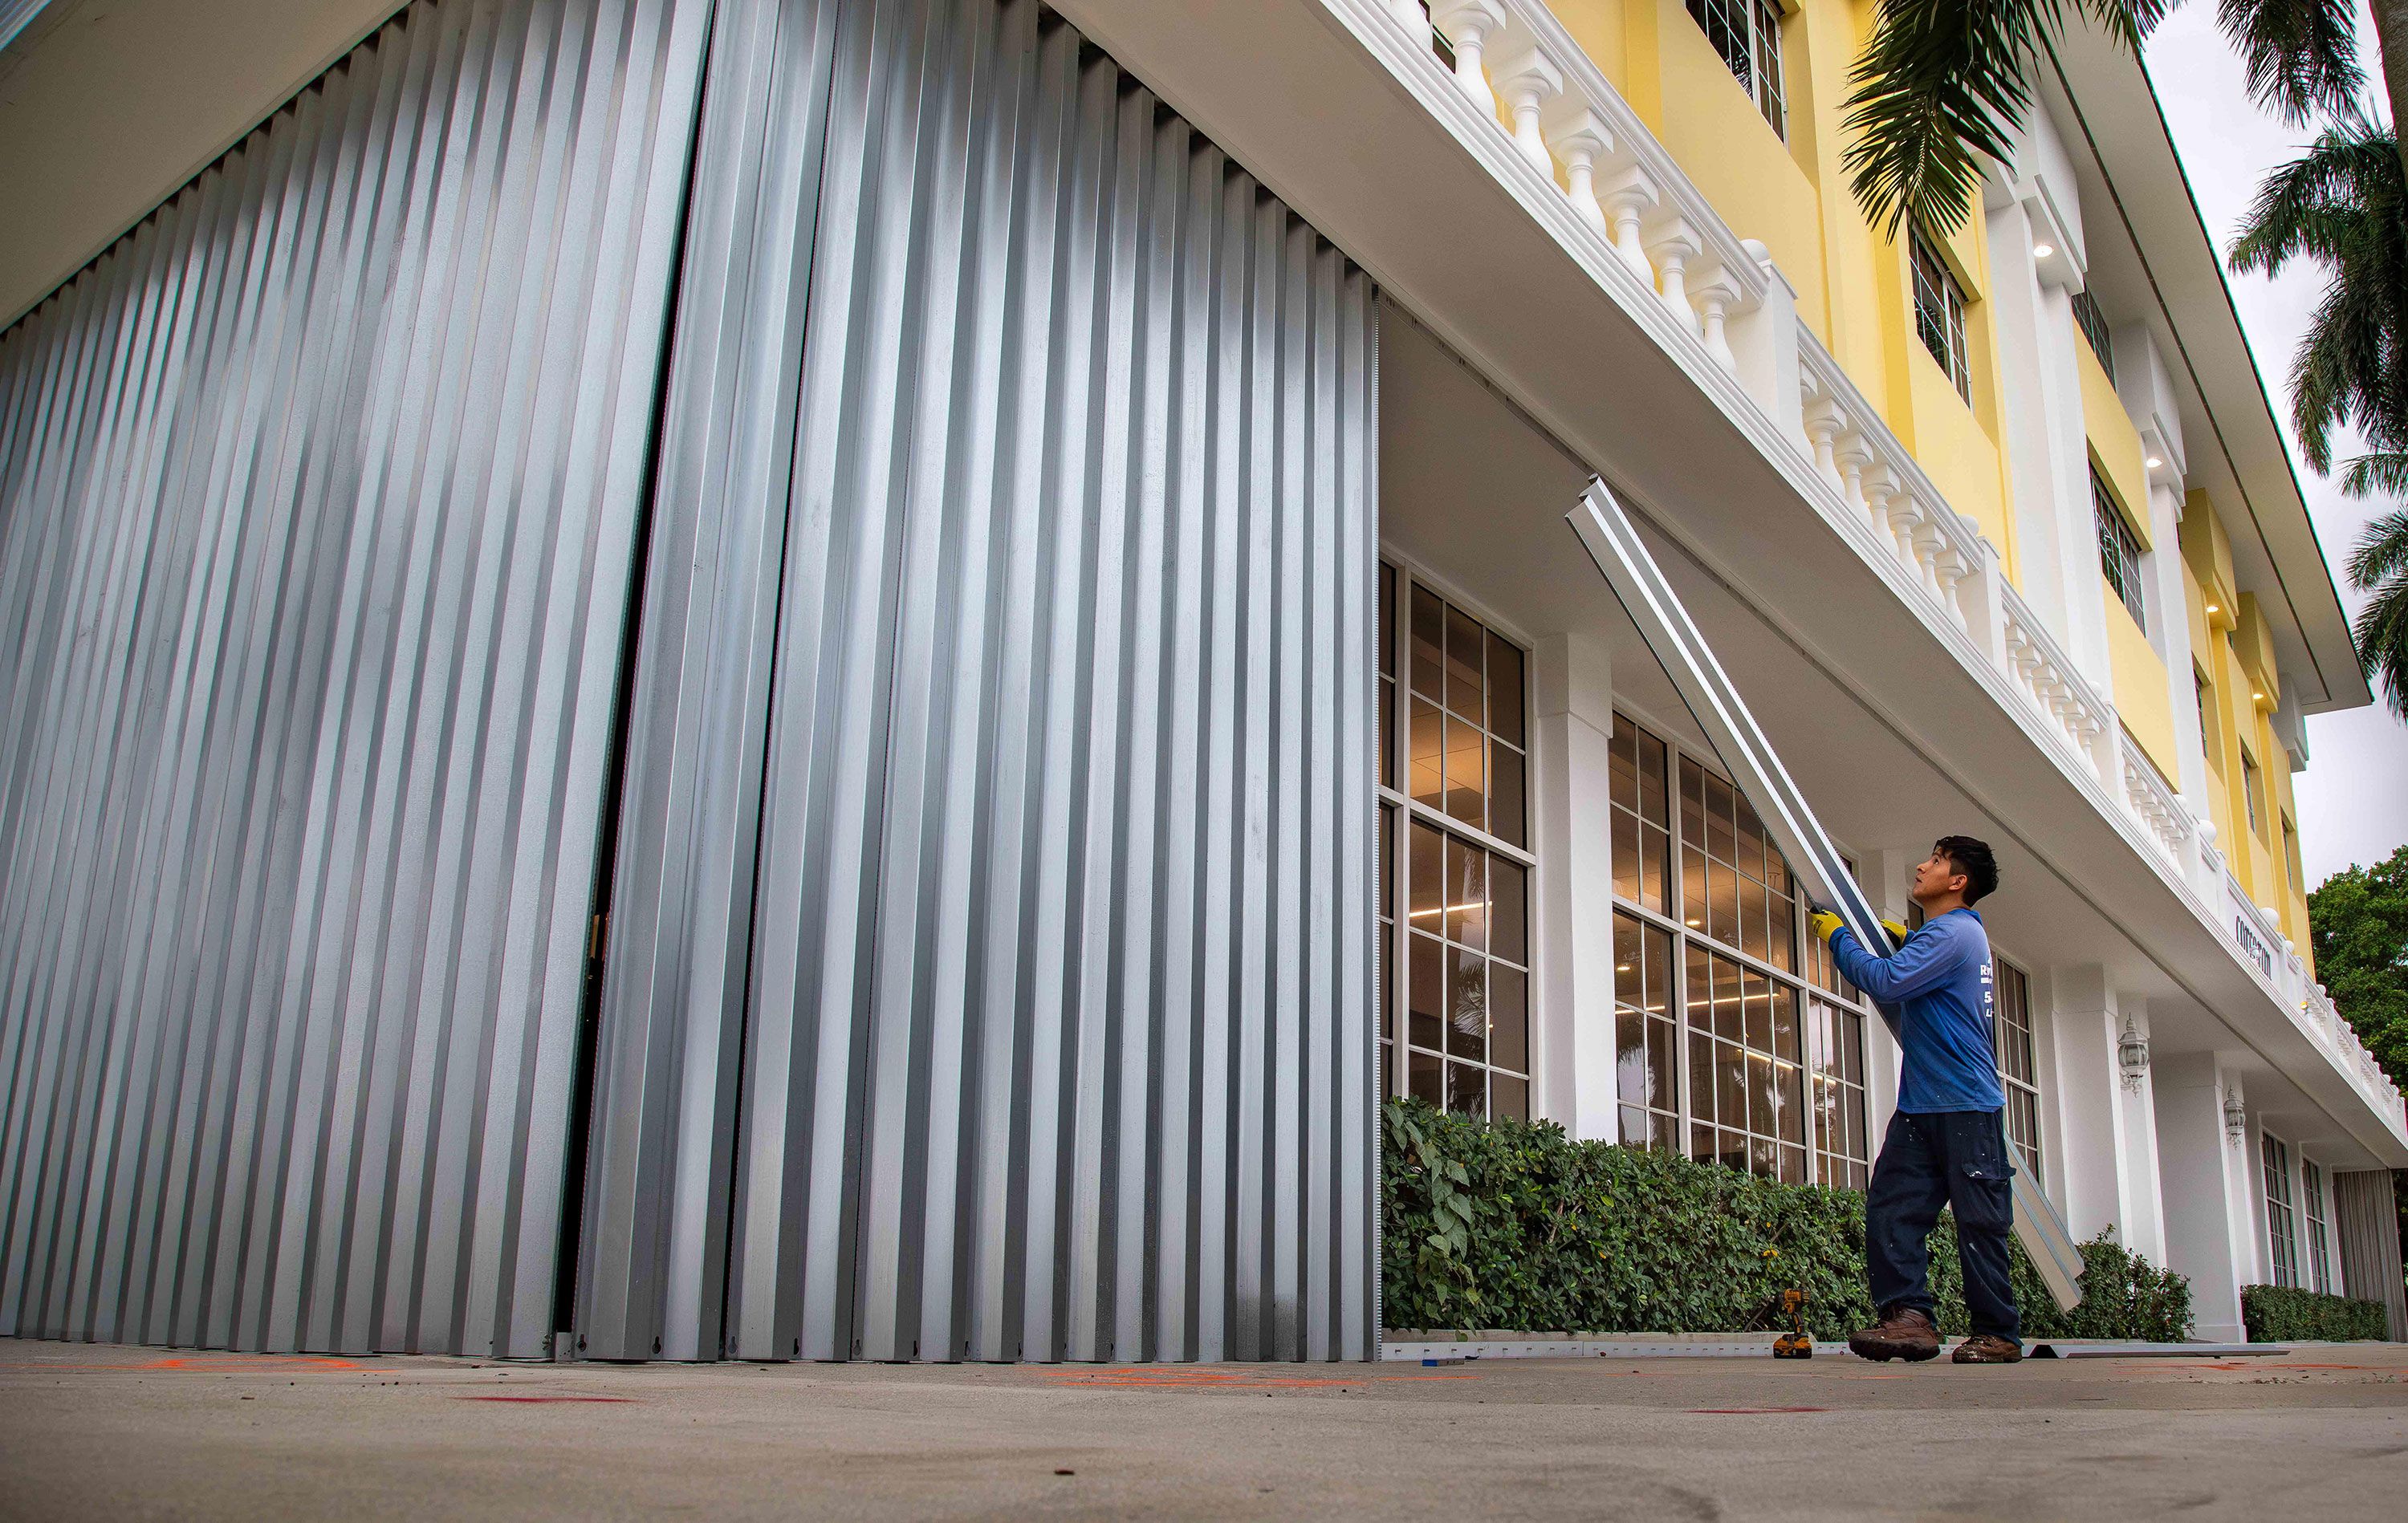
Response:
[580,0,1379,1363]
[0,0,710,1357]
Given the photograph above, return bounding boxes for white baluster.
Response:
[1832,434,1873,515]
[1862,468,1901,548]
[1934,547,1971,622]
[1429,0,1508,112]
[1803,393,1845,485]
[1597,166,1659,286]
[1885,489,1926,571]
[1489,48,1564,177]
[1911,516,1950,596]
[1645,217,1700,323]
[1689,265,1742,371]
[1543,105,1614,232]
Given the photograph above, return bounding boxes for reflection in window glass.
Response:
[1610,711,1867,1185]
[2301,1158,2332,1294]
[1994,959,2043,1180]
[1381,564,1533,1119]
[2263,1132,2298,1289]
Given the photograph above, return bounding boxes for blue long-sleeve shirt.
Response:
[1828,908,2004,1114]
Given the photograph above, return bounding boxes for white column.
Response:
[2046,969,2164,1262]
[2147,473,2210,805]
[2152,1052,2255,1342]
[1532,631,1617,1139]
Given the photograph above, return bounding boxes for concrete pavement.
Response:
[1,1335,2402,1520]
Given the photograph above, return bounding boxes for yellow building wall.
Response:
[2105,601,2178,780]
[2079,343,2150,547]
[1575,0,2019,572]
[1647,3,1832,337]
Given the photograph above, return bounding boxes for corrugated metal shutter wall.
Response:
[576,0,1379,1363]
[0,0,711,1357]
[0,0,1377,1364]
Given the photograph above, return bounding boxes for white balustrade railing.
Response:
[2117,728,2193,864]
[1996,579,2114,777]
[1401,0,1773,368]
[1348,0,2405,1132]
[1796,340,1988,624]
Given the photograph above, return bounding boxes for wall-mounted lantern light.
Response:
[2117,1016,2150,1094]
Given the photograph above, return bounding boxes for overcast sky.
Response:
[2142,4,2406,887]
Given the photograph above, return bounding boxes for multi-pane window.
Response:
[1381,563,1532,1120]
[2094,469,2146,631]
[1610,711,1869,1187]
[1993,960,2042,1179]
[2263,1132,2298,1289]
[2194,667,2215,762]
[1685,0,1786,136]
[1911,226,1972,403]
[1614,909,1680,1152]
[2302,1158,2333,1294]
[2240,748,2264,838]
[2071,289,2115,384]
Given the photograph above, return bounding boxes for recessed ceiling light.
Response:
[1617,963,1633,973]
[2033,242,2054,258]
[2146,456,2164,469]
[2207,602,2220,614]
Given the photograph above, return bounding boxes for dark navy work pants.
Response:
[1865,1108,2021,1342]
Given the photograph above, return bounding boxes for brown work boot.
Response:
[1847,1305,1941,1362]
[1951,1333,2023,1364]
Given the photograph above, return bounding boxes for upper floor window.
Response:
[2070,289,2116,384]
[2240,747,2264,838]
[2093,469,2145,631]
[1910,227,1972,403]
[2262,1132,2298,1289]
[1686,0,1786,137]
[1381,562,1532,1120]
[1993,959,2043,1180]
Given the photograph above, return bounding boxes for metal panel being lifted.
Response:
[1569,479,2083,1312]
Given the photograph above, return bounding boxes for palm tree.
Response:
[2226,113,2408,716]
[2227,112,2408,489]
[1841,0,2380,240]
[2344,510,2408,719]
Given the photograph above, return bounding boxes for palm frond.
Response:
[2346,508,2408,591]
[2352,567,2408,722]
[2230,115,2408,478]
[2215,0,2365,124]
[2339,451,2408,498]
[1841,2,2164,241]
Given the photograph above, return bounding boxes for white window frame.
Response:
[2300,1155,2333,1295]
[1606,701,1874,1188]
[1910,226,1973,404]
[1682,0,1788,138]
[1378,554,1539,1121]
[2261,1131,2299,1289]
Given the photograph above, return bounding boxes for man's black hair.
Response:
[1933,835,1999,904]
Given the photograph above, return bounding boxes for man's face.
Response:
[1911,850,1966,905]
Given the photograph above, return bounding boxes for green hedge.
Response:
[1384,1099,2192,1342]
[2239,1283,2390,1342]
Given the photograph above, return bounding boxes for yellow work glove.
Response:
[1879,918,1913,947]
[1808,909,1845,943]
